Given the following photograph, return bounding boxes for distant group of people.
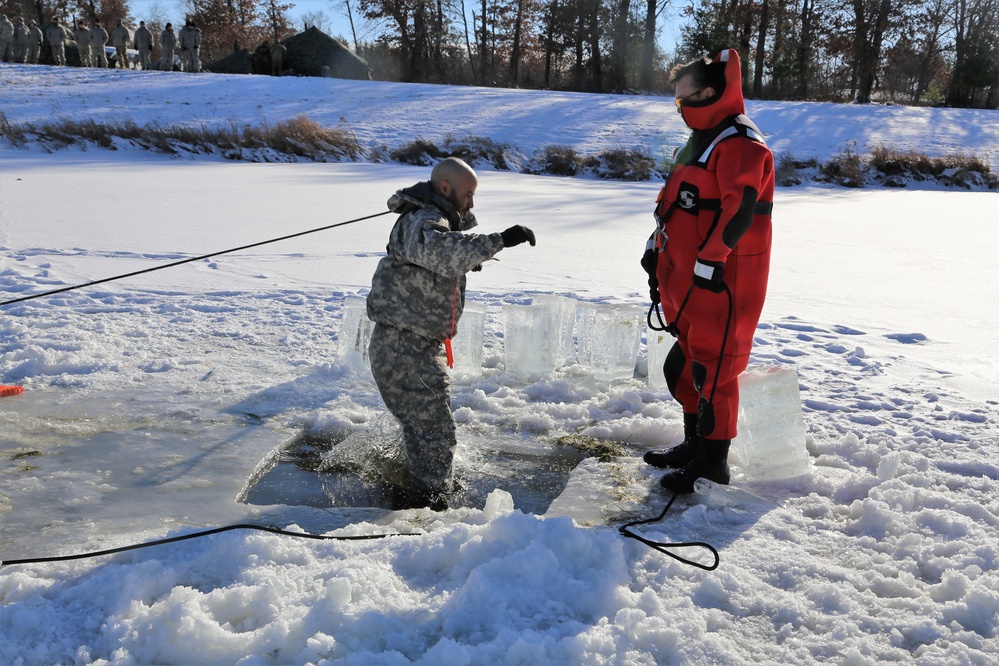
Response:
[251,40,287,76]
[0,12,203,73]
[0,14,42,64]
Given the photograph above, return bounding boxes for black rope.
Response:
[5,513,720,570]
[646,283,695,340]
[0,210,392,308]
[646,302,669,332]
[706,284,734,405]
[618,493,720,571]
[0,523,417,567]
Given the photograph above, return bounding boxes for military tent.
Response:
[205,27,370,80]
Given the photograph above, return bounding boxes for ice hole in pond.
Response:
[242,426,591,514]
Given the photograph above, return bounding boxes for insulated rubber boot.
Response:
[643,413,699,469]
[659,438,731,494]
[388,485,449,512]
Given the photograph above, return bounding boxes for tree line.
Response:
[4,0,995,107]
[345,0,998,107]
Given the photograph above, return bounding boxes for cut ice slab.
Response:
[546,465,781,529]
[731,365,812,481]
[544,456,655,526]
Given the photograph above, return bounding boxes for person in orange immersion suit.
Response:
[642,48,775,493]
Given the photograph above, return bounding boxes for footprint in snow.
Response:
[885,332,928,344]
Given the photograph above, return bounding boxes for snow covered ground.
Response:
[1,64,998,664]
[5,64,999,165]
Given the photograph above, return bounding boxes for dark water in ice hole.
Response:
[242,430,590,515]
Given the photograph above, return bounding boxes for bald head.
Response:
[431,157,476,190]
[431,157,477,218]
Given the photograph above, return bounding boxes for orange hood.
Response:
[679,48,746,131]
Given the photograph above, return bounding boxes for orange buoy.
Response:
[0,385,24,398]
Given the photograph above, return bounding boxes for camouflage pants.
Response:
[368,323,456,495]
[182,47,200,73]
[92,45,107,68]
[159,47,173,71]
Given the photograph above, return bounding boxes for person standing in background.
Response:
[133,20,153,69]
[72,19,90,66]
[0,13,13,62]
[26,19,42,64]
[11,16,29,63]
[45,18,68,65]
[89,20,108,68]
[158,22,175,71]
[110,18,130,69]
[178,20,200,72]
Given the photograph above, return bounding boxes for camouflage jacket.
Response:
[366,181,504,342]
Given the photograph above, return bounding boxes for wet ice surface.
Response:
[0,386,636,562]
[243,426,589,515]
[0,387,288,560]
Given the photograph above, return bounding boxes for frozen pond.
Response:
[0,386,295,561]
[1,385,643,563]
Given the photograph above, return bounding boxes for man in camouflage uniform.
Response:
[133,20,153,69]
[366,157,536,509]
[45,18,68,65]
[110,18,130,69]
[271,42,286,76]
[178,20,201,72]
[26,19,42,64]
[158,23,175,71]
[72,19,90,66]
[0,13,13,62]
[11,16,29,63]
[89,20,108,68]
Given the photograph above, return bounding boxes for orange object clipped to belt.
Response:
[1,385,24,398]
[443,339,454,369]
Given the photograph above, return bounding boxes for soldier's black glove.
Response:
[641,248,660,304]
[501,225,536,248]
[692,259,725,293]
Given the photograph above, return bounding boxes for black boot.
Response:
[643,413,699,469]
[660,438,731,494]
[388,486,450,511]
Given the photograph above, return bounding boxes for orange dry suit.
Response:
[650,48,775,441]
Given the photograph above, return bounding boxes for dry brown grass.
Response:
[526,145,583,176]
[0,112,29,146]
[584,147,656,181]
[3,114,993,188]
[242,115,362,160]
[774,153,818,186]
[869,143,995,188]
[817,141,866,187]
[389,138,447,165]
[1,114,361,161]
